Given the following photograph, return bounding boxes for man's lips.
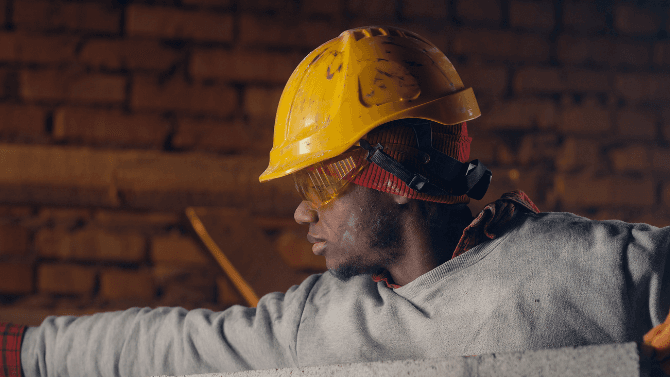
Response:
[307,234,327,255]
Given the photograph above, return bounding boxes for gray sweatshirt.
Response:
[21,211,670,377]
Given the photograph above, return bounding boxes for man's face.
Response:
[294,184,406,280]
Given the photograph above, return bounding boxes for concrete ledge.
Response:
[154,342,653,377]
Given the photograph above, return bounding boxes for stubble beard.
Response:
[330,206,404,282]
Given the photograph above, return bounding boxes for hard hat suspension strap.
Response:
[359,121,492,200]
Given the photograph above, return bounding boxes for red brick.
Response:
[557,36,650,67]
[555,137,600,173]
[187,207,307,296]
[451,29,550,62]
[244,86,283,119]
[473,167,540,211]
[0,104,46,140]
[556,175,655,207]
[53,107,171,148]
[14,0,120,33]
[20,70,126,104]
[456,65,508,96]
[0,144,118,207]
[173,118,269,154]
[182,0,233,6]
[615,4,661,36]
[402,0,448,19]
[516,133,559,166]
[190,49,300,84]
[126,5,233,42]
[0,225,29,255]
[239,0,295,12]
[608,144,649,172]
[151,232,209,265]
[468,136,497,164]
[0,206,33,219]
[79,38,180,71]
[238,14,339,49]
[479,98,557,130]
[513,67,564,93]
[347,0,396,19]
[0,34,11,62]
[38,264,96,295]
[131,76,237,116]
[615,73,670,102]
[564,70,610,92]
[663,109,670,141]
[609,41,651,67]
[509,0,555,31]
[100,269,154,301]
[302,0,342,16]
[664,183,670,207]
[216,276,244,307]
[560,99,611,134]
[653,41,670,67]
[33,208,92,229]
[93,211,179,231]
[0,263,33,294]
[456,0,501,22]
[653,149,670,172]
[629,211,670,228]
[616,109,657,139]
[563,1,607,33]
[274,229,326,271]
[159,270,216,307]
[0,32,78,64]
[36,228,145,263]
[114,150,258,199]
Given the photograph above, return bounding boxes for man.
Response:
[1,26,669,377]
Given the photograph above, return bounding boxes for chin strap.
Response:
[359,121,492,200]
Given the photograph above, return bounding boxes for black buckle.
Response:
[408,174,428,191]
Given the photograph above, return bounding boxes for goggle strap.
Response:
[359,122,492,200]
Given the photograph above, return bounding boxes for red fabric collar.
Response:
[372,190,539,289]
[0,323,26,377]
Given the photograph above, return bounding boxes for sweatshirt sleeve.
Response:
[626,224,670,331]
[20,274,321,377]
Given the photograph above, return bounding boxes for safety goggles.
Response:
[293,146,369,208]
[293,143,432,208]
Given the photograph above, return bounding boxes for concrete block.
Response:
[152,342,641,377]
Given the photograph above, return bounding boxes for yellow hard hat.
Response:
[259,25,481,182]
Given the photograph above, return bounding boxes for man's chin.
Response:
[328,262,382,282]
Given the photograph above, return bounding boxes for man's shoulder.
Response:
[508,210,670,250]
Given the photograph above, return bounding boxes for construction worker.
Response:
[1,26,669,377]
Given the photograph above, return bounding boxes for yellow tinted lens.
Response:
[293,148,368,207]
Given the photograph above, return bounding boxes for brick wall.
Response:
[0,0,669,325]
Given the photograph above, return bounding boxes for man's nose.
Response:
[294,200,318,225]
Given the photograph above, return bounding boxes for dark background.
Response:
[0,0,668,325]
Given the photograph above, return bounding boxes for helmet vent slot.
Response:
[369,28,385,37]
[352,30,366,41]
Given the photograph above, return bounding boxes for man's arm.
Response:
[14,274,320,377]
